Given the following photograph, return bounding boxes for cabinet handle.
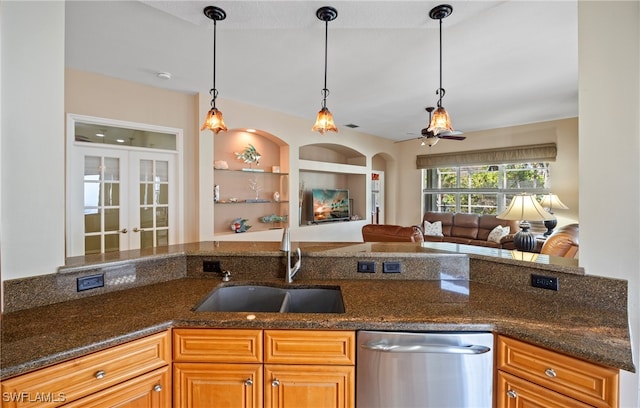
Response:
[545,368,557,378]
[94,370,106,379]
[506,390,517,399]
[153,384,163,392]
[245,378,253,386]
[272,379,280,387]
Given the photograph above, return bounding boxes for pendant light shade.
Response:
[312,107,338,134]
[312,6,338,135]
[427,4,455,136]
[201,6,228,134]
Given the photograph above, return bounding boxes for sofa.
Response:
[421,211,520,249]
[361,224,424,243]
[540,223,579,258]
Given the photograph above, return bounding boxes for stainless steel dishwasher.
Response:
[356,331,493,408]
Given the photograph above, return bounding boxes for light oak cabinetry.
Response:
[172,328,355,408]
[496,335,619,408]
[0,331,171,408]
[263,330,355,408]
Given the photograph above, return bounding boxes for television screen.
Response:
[312,189,350,222]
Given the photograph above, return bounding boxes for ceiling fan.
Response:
[417,107,465,147]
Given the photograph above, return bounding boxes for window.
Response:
[422,162,550,215]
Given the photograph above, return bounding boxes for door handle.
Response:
[133,227,142,233]
[361,341,490,354]
[120,228,128,234]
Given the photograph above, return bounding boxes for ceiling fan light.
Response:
[312,107,338,135]
[201,107,228,134]
[426,136,439,147]
[427,107,453,135]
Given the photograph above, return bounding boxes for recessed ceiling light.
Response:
[116,139,125,143]
[157,72,172,80]
[95,133,105,137]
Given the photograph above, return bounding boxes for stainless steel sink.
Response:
[194,285,344,313]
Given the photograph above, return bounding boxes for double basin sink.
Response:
[195,284,345,314]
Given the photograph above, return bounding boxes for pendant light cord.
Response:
[322,18,329,108]
[436,16,445,108]
[210,18,218,108]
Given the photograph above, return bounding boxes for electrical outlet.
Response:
[77,274,104,292]
[203,260,222,273]
[531,274,559,291]
[383,261,402,273]
[357,261,375,273]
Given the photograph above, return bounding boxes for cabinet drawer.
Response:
[60,366,171,408]
[496,335,619,408]
[497,370,592,408]
[173,328,263,363]
[1,331,170,408]
[264,330,355,365]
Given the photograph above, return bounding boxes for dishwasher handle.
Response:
[362,341,491,355]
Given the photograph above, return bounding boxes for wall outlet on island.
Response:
[357,261,375,273]
[203,260,222,273]
[77,274,104,292]
[531,274,559,291]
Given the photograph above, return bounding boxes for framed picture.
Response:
[272,166,280,173]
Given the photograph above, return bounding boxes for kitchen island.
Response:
[1,241,634,382]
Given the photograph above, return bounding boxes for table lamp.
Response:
[538,193,569,236]
[497,193,554,252]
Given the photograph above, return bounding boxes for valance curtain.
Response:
[416,143,557,169]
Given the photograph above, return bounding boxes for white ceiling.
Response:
[64,1,578,141]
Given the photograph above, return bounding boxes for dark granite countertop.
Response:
[1,274,634,380]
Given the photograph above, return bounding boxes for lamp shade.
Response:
[312,107,338,134]
[427,107,453,135]
[539,193,569,211]
[497,193,555,222]
[201,107,228,134]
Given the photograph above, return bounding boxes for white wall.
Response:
[578,2,639,406]
[1,1,66,282]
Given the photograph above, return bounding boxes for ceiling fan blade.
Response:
[439,135,466,141]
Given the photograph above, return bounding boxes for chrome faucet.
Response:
[280,227,301,283]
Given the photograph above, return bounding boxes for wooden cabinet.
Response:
[496,335,619,408]
[263,330,355,408]
[1,331,171,408]
[172,328,355,408]
[173,329,263,408]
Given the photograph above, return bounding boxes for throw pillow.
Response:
[487,225,510,243]
[423,220,444,237]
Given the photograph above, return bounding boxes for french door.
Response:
[67,146,177,256]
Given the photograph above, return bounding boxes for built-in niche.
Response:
[298,143,366,226]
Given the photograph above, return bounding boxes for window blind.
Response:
[416,143,557,169]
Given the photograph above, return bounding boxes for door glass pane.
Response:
[156,229,168,246]
[140,207,154,228]
[75,122,177,150]
[85,235,101,254]
[104,209,120,231]
[84,156,101,177]
[156,184,168,205]
[141,230,154,249]
[140,160,153,182]
[140,184,153,205]
[103,158,120,181]
[104,233,119,252]
[104,183,120,206]
[156,161,169,182]
[84,211,101,233]
[156,207,168,227]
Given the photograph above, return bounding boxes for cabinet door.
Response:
[173,363,262,408]
[264,364,354,408]
[60,366,170,408]
[497,371,592,408]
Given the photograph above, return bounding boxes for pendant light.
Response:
[427,4,454,136]
[201,6,228,134]
[312,6,338,135]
